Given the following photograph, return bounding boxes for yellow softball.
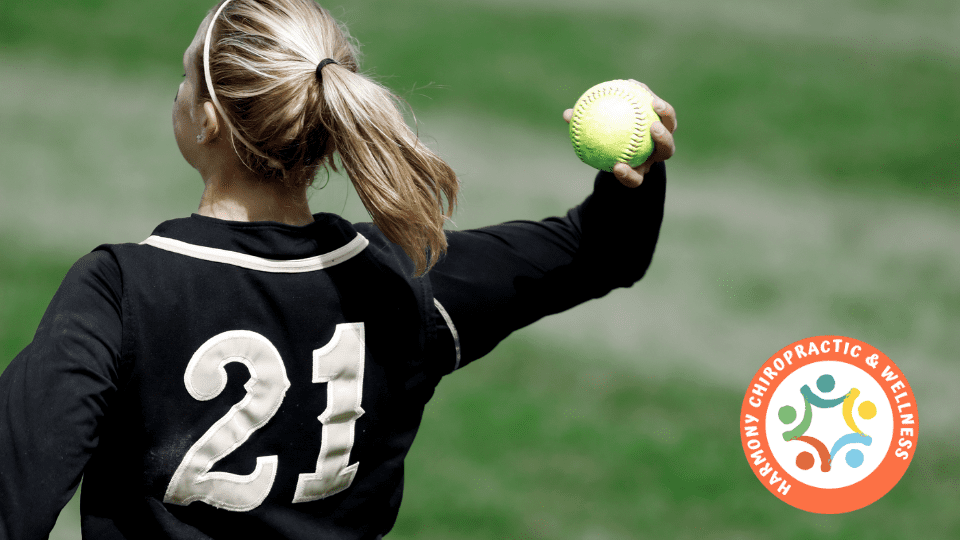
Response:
[569,80,659,172]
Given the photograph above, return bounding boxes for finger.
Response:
[627,79,677,133]
[653,98,677,133]
[613,162,645,188]
[563,108,573,123]
[648,122,675,163]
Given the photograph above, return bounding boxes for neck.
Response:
[197,165,314,226]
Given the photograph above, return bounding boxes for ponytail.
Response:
[317,64,458,275]
[197,0,458,275]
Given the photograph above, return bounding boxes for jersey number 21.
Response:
[163,323,365,512]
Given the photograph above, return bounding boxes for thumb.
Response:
[563,109,573,123]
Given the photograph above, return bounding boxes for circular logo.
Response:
[739,336,919,513]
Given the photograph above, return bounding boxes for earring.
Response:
[197,133,205,143]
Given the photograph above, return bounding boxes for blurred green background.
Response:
[1,0,958,538]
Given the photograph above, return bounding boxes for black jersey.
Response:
[0,164,666,539]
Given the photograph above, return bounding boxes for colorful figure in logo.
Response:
[778,373,875,472]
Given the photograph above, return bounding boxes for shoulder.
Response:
[353,222,402,254]
[73,247,121,274]
[62,247,123,298]
[46,248,126,331]
[352,222,421,277]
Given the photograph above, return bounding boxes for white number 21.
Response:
[164,323,366,512]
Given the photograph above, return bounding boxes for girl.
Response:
[0,0,676,538]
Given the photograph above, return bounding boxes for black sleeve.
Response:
[429,163,667,370]
[0,249,123,540]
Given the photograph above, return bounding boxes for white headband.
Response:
[202,0,281,168]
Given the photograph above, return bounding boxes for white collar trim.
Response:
[139,233,369,273]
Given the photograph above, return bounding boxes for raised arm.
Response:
[428,162,666,369]
[428,82,676,370]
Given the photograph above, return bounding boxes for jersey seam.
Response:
[433,299,461,371]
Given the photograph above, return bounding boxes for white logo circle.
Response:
[766,361,893,489]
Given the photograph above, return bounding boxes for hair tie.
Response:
[316,58,339,82]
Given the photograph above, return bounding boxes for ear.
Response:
[198,100,221,143]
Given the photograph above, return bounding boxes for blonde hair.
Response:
[196,0,458,275]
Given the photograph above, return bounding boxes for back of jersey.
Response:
[81,214,442,539]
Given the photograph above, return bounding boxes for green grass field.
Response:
[2,0,958,537]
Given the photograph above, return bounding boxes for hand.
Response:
[563,80,677,188]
